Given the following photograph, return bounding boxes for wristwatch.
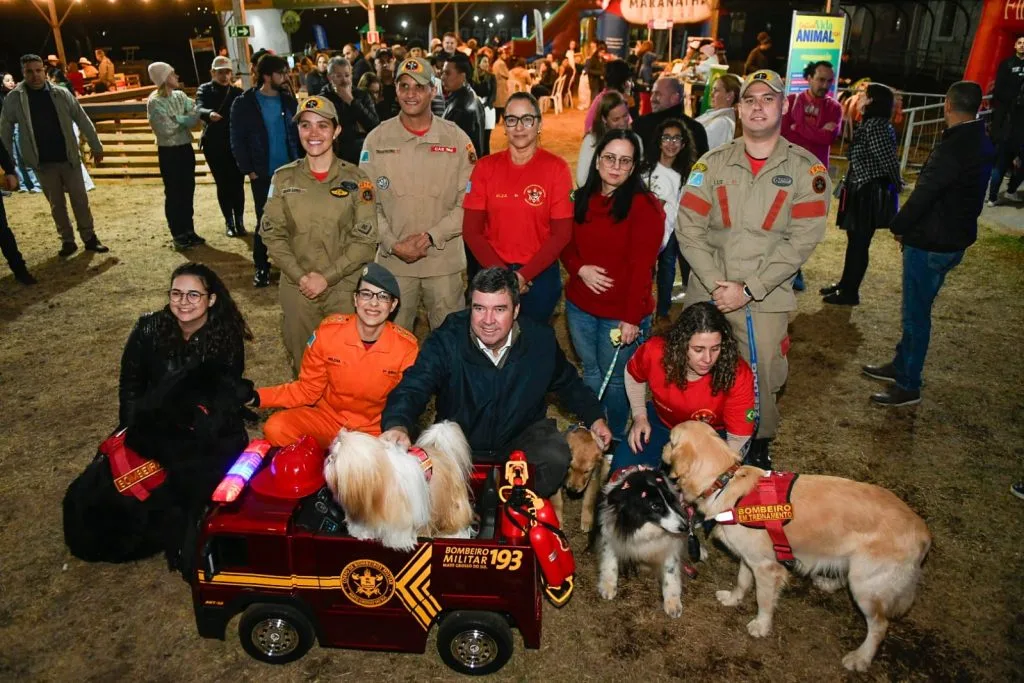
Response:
[742,284,753,300]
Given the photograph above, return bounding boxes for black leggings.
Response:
[203,142,245,225]
[837,228,876,296]
[157,144,196,239]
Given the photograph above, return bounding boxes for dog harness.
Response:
[408,446,432,481]
[715,471,799,565]
[102,429,167,501]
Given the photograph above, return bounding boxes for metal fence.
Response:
[898,95,992,177]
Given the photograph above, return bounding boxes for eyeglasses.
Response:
[356,289,394,304]
[660,134,685,145]
[169,289,208,304]
[599,153,634,169]
[503,114,539,129]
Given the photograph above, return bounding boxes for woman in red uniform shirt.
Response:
[611,301,755,471]
[562,128,664,444]
[462,92,575,322]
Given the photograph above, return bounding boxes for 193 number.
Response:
[489,549,523,571]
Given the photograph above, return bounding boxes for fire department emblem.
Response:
[340,559,395,608]
[524,184,545,207]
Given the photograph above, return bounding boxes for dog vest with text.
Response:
[717,471,798,564]
[102,429,167,501]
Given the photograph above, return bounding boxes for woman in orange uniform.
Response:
[253,263,419,448]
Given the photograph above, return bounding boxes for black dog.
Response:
[62,362,253,566]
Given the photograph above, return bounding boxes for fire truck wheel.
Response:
[436,611,514,675]
[238,603,315,664]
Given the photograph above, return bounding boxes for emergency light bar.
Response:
[212,439,272,503]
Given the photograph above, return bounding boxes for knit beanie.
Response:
[148,62,174,87]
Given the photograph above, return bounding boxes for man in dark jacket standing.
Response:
[343,43,372,86]
[320,56,380,164]
[230,54,300,287]
[633,75,709,159]
[380,268,612,498]
[863,82,995,406]
[441,53,484,157]
[196,56,245,236]
[988,35,1024,205]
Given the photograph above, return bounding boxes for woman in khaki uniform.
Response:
[261,96,380,372]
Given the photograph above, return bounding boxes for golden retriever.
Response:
[663,421,931,672]
[550,427,609,531]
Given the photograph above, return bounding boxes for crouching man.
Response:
[380,267,611,497]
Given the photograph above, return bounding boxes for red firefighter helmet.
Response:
[250,435,326,499]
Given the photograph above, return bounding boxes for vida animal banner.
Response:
[784,12,847,98]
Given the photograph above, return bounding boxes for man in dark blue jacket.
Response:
[230,54,300,287]
[381,268,611,498]
[862,82,995,406]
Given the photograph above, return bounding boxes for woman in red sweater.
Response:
[562,128,664,443]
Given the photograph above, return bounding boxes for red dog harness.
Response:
[102,429,167,501]
[408,446,432,481]
[715,471,799,564]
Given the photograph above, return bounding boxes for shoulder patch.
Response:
[692,161,708,173]
[359,180,375,202]
[809,163,827,175]
[686,171,705,187]
[389,323,419,345]
[812,175,828,194]
[321,314,352,326]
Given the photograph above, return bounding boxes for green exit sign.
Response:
[227,25,252,38]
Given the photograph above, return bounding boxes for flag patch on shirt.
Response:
[686,171,705,187]
[359,149,370,163]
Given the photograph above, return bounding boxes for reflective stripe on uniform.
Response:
[791,200,828,219]
[716,186,732,228]
[681,191,712,217]
[762,190,789,230]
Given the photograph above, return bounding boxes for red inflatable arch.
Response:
[964,0,1024,94]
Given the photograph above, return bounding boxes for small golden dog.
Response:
[551,427,609,531]
[663,421,931,672]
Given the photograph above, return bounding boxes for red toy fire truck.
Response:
[187,439,575,676]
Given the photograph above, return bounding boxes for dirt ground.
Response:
[1,108,1023,682]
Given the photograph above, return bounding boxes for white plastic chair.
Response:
[540,75,566,115]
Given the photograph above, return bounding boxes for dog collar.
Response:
[696,463,741,502]
[408,446,432,481]
[608,464,654,487]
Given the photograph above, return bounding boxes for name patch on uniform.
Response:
[341,181,359,191]
[375,148,400,154]
[771,174,793,187]
[329,187,349,198]
[812,176,828,194]
[687,171,705,187]
[359,150,370,163]
[282,187,305,194]
[359,180,375,202]
[376,176,390,190]
[431,145,457,154]
[692,161,708,173]
[809,163,827,175]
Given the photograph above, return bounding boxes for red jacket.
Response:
[562,192,664,325]
[782,91,843,166]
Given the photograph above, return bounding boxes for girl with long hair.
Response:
[640,117,697,320]
[562,129,665,446]
[821,83,902,306]
[611,301,755,471]
[119,262,253,427]
[575,90,632,186]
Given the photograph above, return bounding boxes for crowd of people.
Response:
[0,29,1012,502]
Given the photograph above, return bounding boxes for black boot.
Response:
[12,264,36,285]
[253,266,270,288]
[742,438,773,470]
[225,216,237,237]
[234,212,247,236]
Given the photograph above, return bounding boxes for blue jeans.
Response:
[511,261,561,324]
[565,300,651,442]
[988,141,1023,202]
[892,245,964,392]
[656,233,690,318]
[609,402,670,472]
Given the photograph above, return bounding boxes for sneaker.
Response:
[83,237,109,253]
[172,236,194,251]
[870,385,921,407]
[185,232,206,246]
[225,220,238,237]
[253,267,270,288]
[862,362,897,383]
[58,242,78,258]
[822,291,859,306]
[819,283,841,296]
[12,267,37,285]
[986,199,998,208]
[1011,482,1024,501]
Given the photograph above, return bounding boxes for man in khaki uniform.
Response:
[262,96,379,372]
[360,56,474,331]
[676,70,829,469]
